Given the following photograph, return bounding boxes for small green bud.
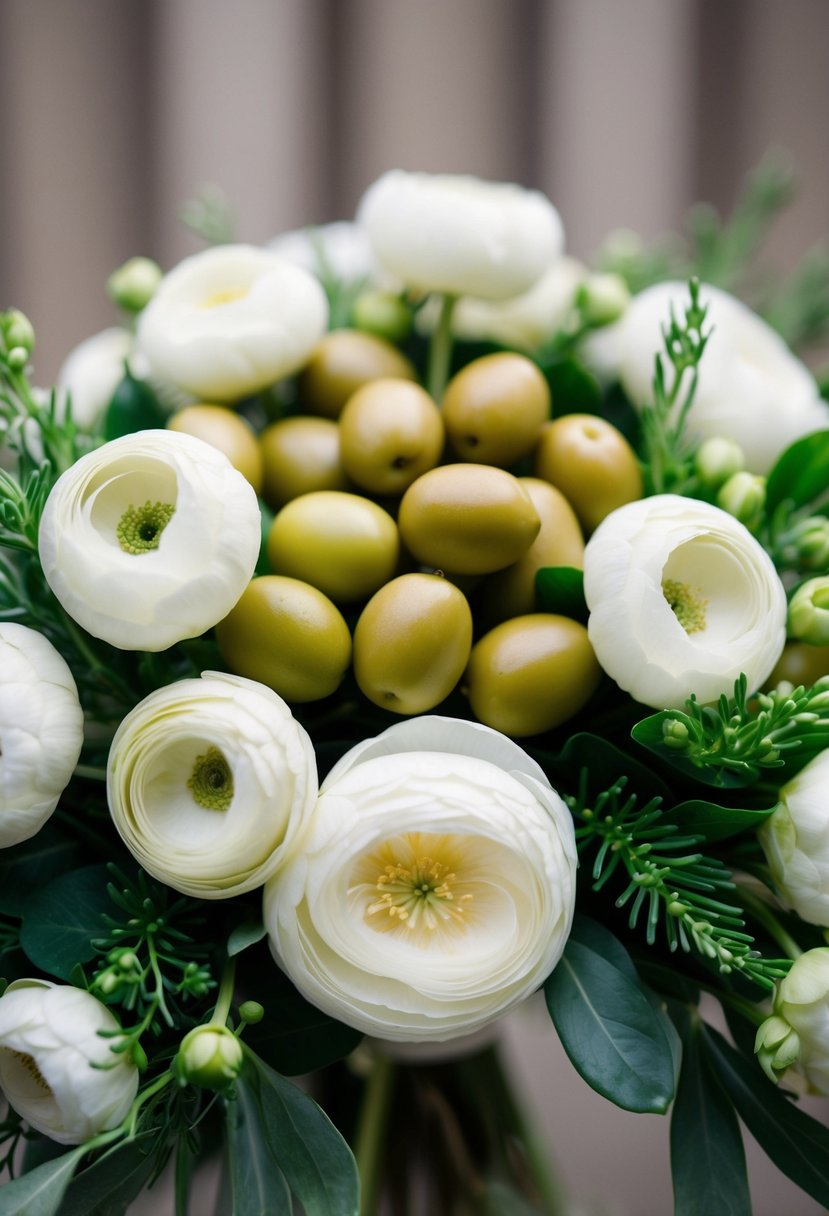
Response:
[662,718,690,749]
[792,518,829,571]
[6,346,29,371]
[694,436,745,490]
[788,578,829,646]
[131,1041,149,1071]
[175,1024,244,1092]
[239,1000,265,1025]
[4,309,35,355]
[717,471,766,527]
[98,971,120,995]
[755,1013,800,1084]
[107,257,163,313]
[352,290,413,344]
[576,273,630,327]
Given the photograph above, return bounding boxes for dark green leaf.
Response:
[551,731,674,805]
[255,501,275,576]
[661,799,777,843]
[534,566,587,623]
[227,1076,292,1216]
[0,826,84,916]
[227,918,267,958]
[0,1146,85,1216]
[671,1014,750,1216]
[244,1052,360,1216]
[703,1025,829,1207]
[765,429,829,515]
[538,357,603,415]
[20,865,112,979]
[57,1141,155,1216]
[545,919,677,1113]
[631,713,752,789]
[103,370,165,441]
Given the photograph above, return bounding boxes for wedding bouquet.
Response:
[2,156,829,1216]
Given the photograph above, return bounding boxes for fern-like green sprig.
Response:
[568,772,790,990]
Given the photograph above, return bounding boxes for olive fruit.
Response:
[479,478,585,627]
[215,575,351,702]
[534,414,643,533]
[167,404,263,493]
[465,614,601,737]
[259,417,349,508]
[442,352,550,466]
[398,464,540,575]
[339,379,444,496]
[267,490,399,603]
[353,573,473,713]
[766,642,829,690]
[298,329,417,419]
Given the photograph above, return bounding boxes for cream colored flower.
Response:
[0,980,138,1144]
[136,244,328,401]
[357,170,564,301]
[583,495,787,709]
[38,430,260,651]
[107,672,318,899]
[264,717,576,1042]
[56,327,134,431]
[759,746,829,926]
[614,281,829,474]
[0,623,84,848]
[758,949,829,1094]
[268,221,380,287]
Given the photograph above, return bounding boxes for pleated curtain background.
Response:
[2,3,829,1213]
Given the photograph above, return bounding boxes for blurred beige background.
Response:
[1,1,829,1212]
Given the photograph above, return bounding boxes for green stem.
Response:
[354,1052,395,1216]
[210,958,236,1027]
[737,885,803,962]
[426,293,457,403]
[74,763,107,781]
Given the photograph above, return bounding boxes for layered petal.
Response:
[759,748,829,927]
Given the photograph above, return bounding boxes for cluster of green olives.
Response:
[169,328,644,737]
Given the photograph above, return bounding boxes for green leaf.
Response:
[670,1014,750,1216]
[703,1025,829,1207]
[765,429,829,515]
[660,799,777,843]
[545,916,677,1113]
[57,1142,155,1216]
[534,566,587,623]
[631,713,752,789]
[552,731,674,805]
[538,357,603,415]
[255,501,275,576]
[103,370,165,441]
[20,865,112,979]
[243,1052,360,1216]
[0,826,84,916]
[0,1145,85,1216]
[227,1076,292,1216]
[227,917,267,958]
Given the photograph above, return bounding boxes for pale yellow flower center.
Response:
[187,746,234,811]
[662,578,707,634]
[116,500,175,555]
[10,1051,52,1093]
[199,286,249,309]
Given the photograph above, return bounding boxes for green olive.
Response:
[298,329,417,419]
[478,478,585,627]
[534,414,643,533]
[766,642,829,689]
[168,404,263,493]
[465,614,601,737]
[339,379,444,496]
[443,352,550,466]
[215,575,351,702]
[353,573,473,714]
[267,491,399,603]
[259,417,349,508]
[398,464,540,575]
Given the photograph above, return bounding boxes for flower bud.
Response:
[107,257,163,313]
[759,949,829,1094]
[716,471,766,526]
[6,346,29,371]
[793,519,829,572]
[694,436,745,490]
[576,273,630,328]
[755,1013,801,1083]
[788,578,829,646]
[662,718,690,749]
[3,309,35,355]
[352,290,412,343]
[175,1024,244,1091]
[238,1000,265,1025]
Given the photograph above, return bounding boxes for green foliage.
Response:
[534,565,587,623]
[20,865,116,979]
[103,370,166,441]
[0,1144,87,1216]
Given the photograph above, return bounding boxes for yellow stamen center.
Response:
[663,578,707,634]
[10,1051,51,1093]
[367,855,473,931]
[199,286,249,309]
[188,747,234,811]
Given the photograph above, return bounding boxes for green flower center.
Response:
[367,854,473,933]
[187,747,234,812]
[663,578,708,634]
[116,501,175,555]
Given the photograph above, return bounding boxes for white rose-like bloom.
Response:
[770,949,829,1094]
[268,220,382,288]
[136,244,328,402]
[56,327,133,431]
[0,623,84,848]
[264,717,576,1042]
[0,980,138,1144]
[357,170,564,302]
[38,429,260,651]
[614,280,829,474]
[107,671,318,899]
[759,748,829,926]
[583,495,787,709]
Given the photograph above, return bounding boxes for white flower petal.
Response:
[759,750,829,926]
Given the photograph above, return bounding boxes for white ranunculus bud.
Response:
[136,245,328,402]
[576,272,631,328]
[0,623,84,848]
[716,471,766,527]
[583,495,787,709]
[56,327,134,431]
[615,280,829,474]
[0,980,138,1144]
[107,672,318,899]
[175,1024,244,1091]
[265,716,576,1043]
[38,430,260,652]
[106,257,163,313]
[788,578,829,646]
[694,436,746,490]
[357,170,564,302]
[758,949,829,1094]
[758,750,829,926]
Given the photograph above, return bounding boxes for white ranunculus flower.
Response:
[763,949,829,1094]
[583,495,787,709]
[107,671,318,899]
[758,747,829,926]
[264,717,576,1042]
[56,327,133,431]
[0,980,138,1144]
[136,244,328,402]
[38,429,260,652]
[357,170,564,302]
[613,280,829,474]
[0,623,84,848]
[268,220,381,288]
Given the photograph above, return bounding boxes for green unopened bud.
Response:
[352,290,413,344]
[6,346,29,371]
[793,518,829,571]
[755,1013,800,1083]
[576,273,630,328]
[239,1000,265,1025]
[788,578,829,646]
[717,471,766,526]
[175,1024,244,1091]
[662,718,690,749]
[131,1041,149,1072]
[694,436,745,490]
[4,309,35,355]
[107,257,163,313]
